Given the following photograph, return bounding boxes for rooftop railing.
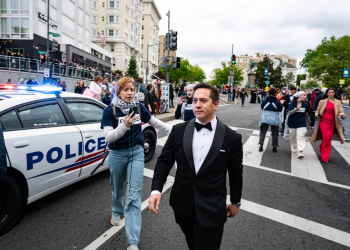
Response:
[0,55,114,82]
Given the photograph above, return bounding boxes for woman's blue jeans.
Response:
[227,93,232,102]
[108,145,144,246]
[241,97,246,105]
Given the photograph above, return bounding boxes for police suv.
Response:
[0,84,158,233]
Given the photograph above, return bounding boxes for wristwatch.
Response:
[232,202,241,208]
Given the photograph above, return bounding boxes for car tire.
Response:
[143,129,157,163]
[0,175,22,235]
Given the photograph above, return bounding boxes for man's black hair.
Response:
[193,83,219,103]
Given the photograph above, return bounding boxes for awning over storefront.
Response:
[103,67,113,74]
[86,59,99,68]
[73,55,87,65]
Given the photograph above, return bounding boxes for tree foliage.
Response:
[209,62,244,87]
[126,55,139,79]
[284,72,296,85]
[160,58,206,85]
[255,57,284,89]
[296,74,307,86]
[305,79,319,89]
[300,35,350,88]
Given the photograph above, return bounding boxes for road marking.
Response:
[332,141,350,166]
[291,142,328,182]
[242,130,268,168]
[83,173,174,250]
[229,196,350,248]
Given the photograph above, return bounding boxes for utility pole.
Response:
[166,11,170,83]
[46,0,50,69]
[229,44,234,87]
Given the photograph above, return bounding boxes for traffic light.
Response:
[173,57,180,69]
[165,33,171,50]
[40,54,45,60]
[231,54,236,65]
[169,30,177,51]
[52,38,58,51]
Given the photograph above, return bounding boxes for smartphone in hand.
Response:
[129,107,138,118]
[318,114,322,119]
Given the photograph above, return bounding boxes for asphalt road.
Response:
[1,96,350,250]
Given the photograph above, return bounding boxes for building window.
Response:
[109,1,115,8]
[102,16,104,21]
[116,1,119,8]
[1,17,29,38]
[141,34,143,39]
[131,10,134,17]
[111,45,114,51]
[101,30,104,35]
[115,30,119,37]
[131,36,133,43]
[131,23,134,30]
[142,16,144,20]
[109,29,114,36]
[93,15,97,23]
[142,25,144,30]
[109,15,114,22]
[115,15,119,22]
[1,0,29,14]
[102,2,105,7]
[92,29,96,36]
[141,44,143,49]
[93,1,97,8]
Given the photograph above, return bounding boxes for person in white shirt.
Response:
[89,75,102,101]
[149,83,243,250]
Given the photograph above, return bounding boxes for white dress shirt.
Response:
[151,116,217,196]
[192,116,217,173]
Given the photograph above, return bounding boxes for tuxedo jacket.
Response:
[151,118,243,228]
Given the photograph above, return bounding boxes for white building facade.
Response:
[91,0,143,74]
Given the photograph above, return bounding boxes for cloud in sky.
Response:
[155,0,350,80]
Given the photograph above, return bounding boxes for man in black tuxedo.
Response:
[149,83,243,250]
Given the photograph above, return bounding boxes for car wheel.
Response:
[0,175,22,235]
[143,129,157,163]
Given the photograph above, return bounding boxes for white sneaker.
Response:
[298,151,304,159]
[292,147,297,153]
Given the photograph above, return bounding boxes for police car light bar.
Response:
[0,84,62,92]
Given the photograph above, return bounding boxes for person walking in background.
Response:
[169,83,175,108]
[250,88,257,103]
[136,78,146,93]
[258,88,283,152]
[311,88,347,163]
[232,86,236,102]
[240,88,249,106]
[89,76,102,101]
[257,89,262,104]
[227,86,232,102]
[287,91,311,159]
[75,81,86,94]
[144,83,157,116]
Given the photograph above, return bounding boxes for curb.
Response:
[219,96,238,105]
[158,113,176,123]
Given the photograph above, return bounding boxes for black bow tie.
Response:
[195,122,212,132]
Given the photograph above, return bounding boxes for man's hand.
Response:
[148,194,162,214]
[227,204,239,218]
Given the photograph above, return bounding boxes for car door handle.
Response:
[85,133,94,138]
[14,141,29,148]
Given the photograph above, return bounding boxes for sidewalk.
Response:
[157,107,177,122]
[219,94,238,105]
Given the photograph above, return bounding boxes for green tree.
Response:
[160,58,206,84]
[126,55,139,79]
[115,69,123,75]
[255,57,284,89]
[209,62,244,87]
[305,79,319,89]
[296,74,307,86]
[284,72,296,86]
[300,35,350,88]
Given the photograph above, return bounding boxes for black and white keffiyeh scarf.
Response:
[112,97,138,115]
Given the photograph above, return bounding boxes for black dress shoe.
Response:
[273,145,277,152]
[259,145,263,152]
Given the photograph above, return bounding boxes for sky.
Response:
[155,0,350,80]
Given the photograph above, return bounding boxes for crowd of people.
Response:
[256,86,347,161]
